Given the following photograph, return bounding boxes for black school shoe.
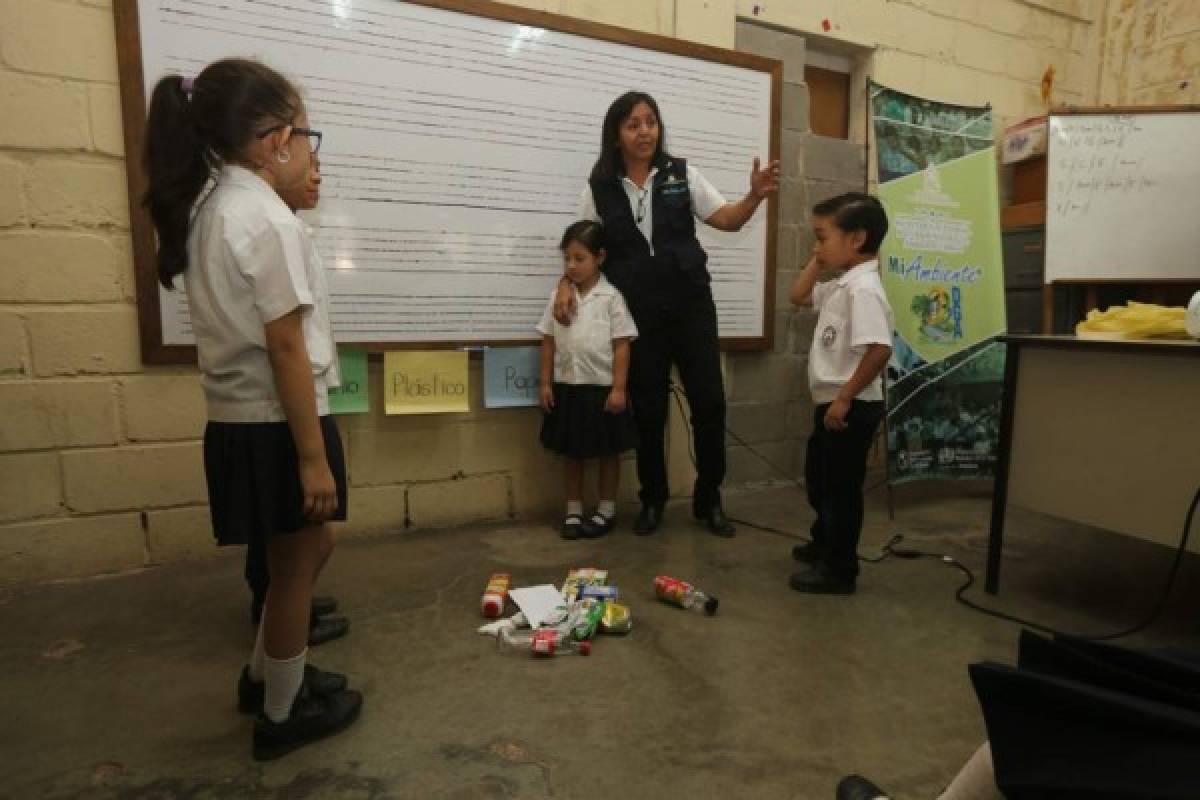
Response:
[694,505,736,537]
[561,514,586,540]
[252,684,363,761]
[580,513,614,538]
[789,563,856,595]
[237,664,349,714]
[633,504,663,535]
[836,775,890,800]
[309,615,350,647]
[791,541,822,563]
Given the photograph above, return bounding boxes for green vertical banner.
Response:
[328,347,369,415]
[871,82,1007,483]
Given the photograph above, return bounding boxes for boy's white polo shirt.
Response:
[536,275,638,385]
[184,165,339,422]
[808,260,894,404]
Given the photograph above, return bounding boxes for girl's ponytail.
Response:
[144,75,211,289]
[141,60,300,289]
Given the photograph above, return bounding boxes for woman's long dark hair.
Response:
[143,59,299,289]
[589,91,671,182]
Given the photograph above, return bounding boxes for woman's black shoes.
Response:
[695,506,736,537]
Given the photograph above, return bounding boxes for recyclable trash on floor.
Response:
[476,568,716,658]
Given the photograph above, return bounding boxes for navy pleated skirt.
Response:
[539,383,638,459]
[203,415,348,546]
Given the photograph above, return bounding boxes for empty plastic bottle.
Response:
[654,575,719,615]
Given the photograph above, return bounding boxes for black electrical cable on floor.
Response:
[669,383,1199,641]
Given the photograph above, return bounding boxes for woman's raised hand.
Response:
[750,157,781,199]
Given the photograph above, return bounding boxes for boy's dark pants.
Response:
[805,400,885,581]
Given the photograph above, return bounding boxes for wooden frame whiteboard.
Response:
[1045,105,1200,285]
[114,0,781,364]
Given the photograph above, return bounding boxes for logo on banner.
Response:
[910,285,963,343]
[910,165,959,208]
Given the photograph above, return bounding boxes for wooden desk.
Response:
[986,335,1200,593]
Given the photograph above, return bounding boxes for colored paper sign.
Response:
[328,347,368,415]
[483,347,541,408]
[383,351,469,415]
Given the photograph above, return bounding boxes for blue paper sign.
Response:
[483,347,542,408]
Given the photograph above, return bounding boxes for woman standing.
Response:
[556,91,778,536]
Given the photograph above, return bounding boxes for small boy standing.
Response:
[789,193,894,594]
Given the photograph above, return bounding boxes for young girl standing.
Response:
[537,221,638,539]
[143,59,361,760]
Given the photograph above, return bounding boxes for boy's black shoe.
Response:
[580,513,614,538]
[252,684,363,762]
[791,541,821,563]
[561,514,585,540]
[695,506,735,537]
[633,504,663,535]
[789,563,856,595]
[836,775,890,800]
[309,615,350,646]
[237,664,349,714]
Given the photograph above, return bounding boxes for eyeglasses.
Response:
[256,124,323,155]
[635,186,649,223]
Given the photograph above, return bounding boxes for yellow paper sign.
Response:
[384,351,470,415]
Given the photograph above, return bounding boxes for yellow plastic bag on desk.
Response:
[1075,302,1188,340]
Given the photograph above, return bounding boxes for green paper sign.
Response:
[328,347,368,415]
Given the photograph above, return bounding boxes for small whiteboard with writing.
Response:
[125,0,776,354]
[1045,111,1200,282]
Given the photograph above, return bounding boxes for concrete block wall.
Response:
[2,0,1112,583]
[1098,0,1200,105]
[725,21,867,487]
[739,0,1104,136]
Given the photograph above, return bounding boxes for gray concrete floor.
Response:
[3,483,1199,799]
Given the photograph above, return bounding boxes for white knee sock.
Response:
[248,613,266,681]
[937,742,1002,800]
[263,648,307,723]
[597,500,616,519]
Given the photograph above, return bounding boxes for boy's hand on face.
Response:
[824,397,851,431]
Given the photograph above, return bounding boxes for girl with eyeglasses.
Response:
[143,58,361,760]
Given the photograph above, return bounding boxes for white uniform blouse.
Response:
[536,275,638,385]
[183,165,339,422]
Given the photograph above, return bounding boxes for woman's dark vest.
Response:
[588,157,710,304]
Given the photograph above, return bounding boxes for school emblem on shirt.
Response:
[821,324,837,348]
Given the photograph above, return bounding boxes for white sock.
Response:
[248,614,266,681]
[597,500,616,519]
[263,648,307,723]
[566,500,583,516]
